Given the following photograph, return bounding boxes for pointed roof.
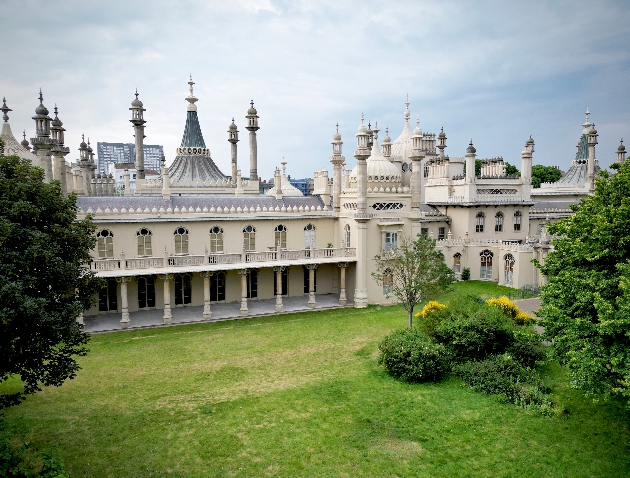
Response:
[180,110,207,148]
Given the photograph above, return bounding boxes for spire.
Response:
[180,76,206,148]
[404,95,410,123]
[186,75,198,112]
[1,97,11,122]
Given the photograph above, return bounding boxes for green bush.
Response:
[0,432,68,478]
[378,329,449,382]
[506,342,546,368]
[453,354,555,414]
[461,268,470,281]
[432,298,515,361]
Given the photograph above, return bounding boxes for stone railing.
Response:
[126,257,165,269]
[90,258,121,270]
[208,253,242,264]
[168,255,205,266]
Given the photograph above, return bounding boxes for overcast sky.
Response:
[1,0,629,179]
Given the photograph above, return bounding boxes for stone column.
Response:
[119,277,130,329]
[354,220,369,308]
[202,272,212,320]
[273,266,285,312]
[239,269,249,315]
[162,274,173,324]
[307,264,318,308]
[338,262,348,305]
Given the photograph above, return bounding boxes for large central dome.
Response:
[350,141,401,191]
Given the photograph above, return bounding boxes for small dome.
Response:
[131,97,143,108]
[35,103,48,116]
[333,131,342,141]
[79,137,87,149]
[438,128,446,139]
[618,141,626,152]
[526,136,534,145]
[247,101,257,115]
[412,117,422,136]
[589,127,597,135]
[466,141,476,154]
[21,132,30,149]
[383,132,391,143]
[229,118,237,130]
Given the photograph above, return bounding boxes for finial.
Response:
[336,122,339,134]
[251,100,254,108]
[135,89,139,100]
[585,107,590,122]
[416,115,419,127]
[23,131,26,141]
[361,112,364,124]
[405,93,409,109]
[281,158,287,174]
[82,133,85,142]
[404,96,410,121]
[621,138,624,145]
[385,126,389,135]
[54,104,59,117]
[232,117,235,122]
[470,139,473,145]
[38,89,43,103]
[1,97,11,122]
[367,122,371,130]
[441,126,444,133]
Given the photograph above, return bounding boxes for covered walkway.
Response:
[84,294,352,334]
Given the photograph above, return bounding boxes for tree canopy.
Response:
[475,159,520,177]
[536,160,630,405]
[531,165,563,188]
[372,234,454,329]
[0,145,101,408]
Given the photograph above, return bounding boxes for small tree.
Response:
[531,165,563,188]
[0,148,102,408]
[372,234,454,329]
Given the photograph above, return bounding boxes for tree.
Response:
[531,164,562,188]
[475,159,520,177]
[535,161,630,405]
[372,234,454,329]
[0,145,101,408]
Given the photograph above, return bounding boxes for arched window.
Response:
[475,212,485,233]
[98,279,117,311]
[97,229,114,258]
[480,249,493,280]
[453,253,461,274]
[210,226,224,253]
[513,211,522,231]
[383,268,393,294]
[243,225,256,251]
[138,276,156,308]
[174,273,192,305]
[137,228,152,256]
[304,224,316,249]
[495,212,504,232]
[504,253,515,286]
[174,227,189,254]
[344,224,351,248]
[275,224,287,250]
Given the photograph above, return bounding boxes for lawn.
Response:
[1,281,629,477]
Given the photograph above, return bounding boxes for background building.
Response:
[97,142,164,174]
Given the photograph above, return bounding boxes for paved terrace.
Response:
[84,294,353,334]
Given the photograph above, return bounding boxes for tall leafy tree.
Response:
[531,164,563,188]
[475,159,520,177]
[536,160,630,404]
[0,144,101,408]
[372,234,454,329]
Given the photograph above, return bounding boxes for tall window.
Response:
[304,224,316,249]
[97,229,114,258]
[424,164,429,178]
[476,212,485,233]
[247,269,258,299]
[137,228,152,256]
[211,272,226,302]
[438,227,446,240]
[275,224,287,249]
[98,279,117,311]
[504,253,515,286]
[480,249,493,280]
[138,276,156,308]
[385,232,398,251]
[383,268,393,294]
[453,253,461,273]
[174,227,189,254]
[174,273,192,305]
[344,224,351,248]
[513,211,522,231]
[495,212,504,232]
[210,226,224,253]
[243,225,256,251]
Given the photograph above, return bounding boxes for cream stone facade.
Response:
[2,83,626,329]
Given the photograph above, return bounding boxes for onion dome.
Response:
[131,89,143,108]
[357,113,367,134]
[589,125,597,135]
[618,139,626,152]
[1,97,11,122]
[247,100,257,115]
[333,122,342,141]
[21,131,30,149]
[86,139,93,153]
[51,105,63,127]
[35,90,49,116]
[438,127,446,139]
[382,126,391,144]
[466,140,476,154]
[229,118,237,131]
[79,134,87,149]
[350,139,402,190]
[412,116,422,136]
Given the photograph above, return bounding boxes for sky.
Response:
[1,0,629,179]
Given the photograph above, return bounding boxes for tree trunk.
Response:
[408,306,414,329]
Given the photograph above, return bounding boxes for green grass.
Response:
[1,281,629,477]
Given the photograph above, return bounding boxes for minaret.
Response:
[617,139,626,164]
[228,118,239,180]
[0,98,11,156]
[465,140,476,183]
[129,89,146,180]
[78,135,92,195]
[382,126,391,159]
[245,100,260,181]
[50,105,70,194]
[30,90,54,181]
[330,123,345,212]
[353,114,370,309]
[587,123,598,191]
[409,118,425,211]
[521,135,534,185]
[437,127,447,158]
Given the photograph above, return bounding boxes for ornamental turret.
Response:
[437,127,447,158]
[382,126,391,158]
[21,131,30,151]
[465,140,476,183]
[228,118,239,179]
[245,100,260,181]
[78,135,93,195]
[521,136,534,185]
[50,105,70,193]
[587,123,598,190]
[330,123,345,212]
[129,89,146,180]
[617,139,626,164]
[1,97,11,123]
[30,90,54,181]
[409,117,425,211]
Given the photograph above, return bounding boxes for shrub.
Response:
[453,354,554,414]
[414,301,447,319]
[506,342,547,368]
[0,432,68,477]
[433,298,515,361]
[378,329,449,382]
[461,268,470,281]
[486,296,536,325]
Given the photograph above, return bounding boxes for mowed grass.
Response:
[2,282,630,477]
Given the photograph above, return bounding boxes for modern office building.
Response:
[96,142,164,174]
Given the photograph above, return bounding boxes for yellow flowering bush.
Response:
[415,300,447,318]
[486,296,535,325]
